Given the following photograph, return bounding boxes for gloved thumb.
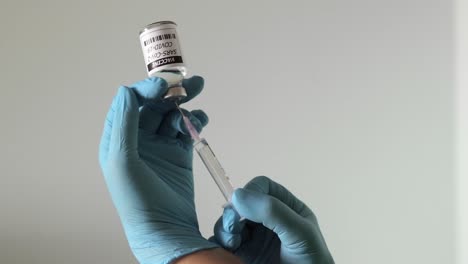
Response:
[108,86,140,155]
[232,188,309,247]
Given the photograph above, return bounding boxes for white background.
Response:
[0,0,461,263]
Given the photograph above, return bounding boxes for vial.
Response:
[139,21,187,101]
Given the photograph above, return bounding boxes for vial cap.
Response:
[164,86,187,101]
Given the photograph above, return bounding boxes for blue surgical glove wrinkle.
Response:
[99,76,218,264]
[213,176,334,264]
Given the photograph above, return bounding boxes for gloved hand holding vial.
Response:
[98,20,334,264]
[139,21,236,206]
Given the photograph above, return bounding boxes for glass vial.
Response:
[139,21,187,101]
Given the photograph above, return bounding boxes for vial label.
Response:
[140,27,184,75]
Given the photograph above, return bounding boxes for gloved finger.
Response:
[138,105,167,133]
[179,75,205,104]
[177,110,209,144]
[222,205,244,233]
[213,214,243,250]
[128,77,169,105]
[189,109,209,127]
[129,77,173,133]
[157,109,188,138]
[138,75,203,132]
[100,84,143,166]
[158,109,208,138]
[231,187,310,248]
[243,176,316,220]
[99,77,167,165]
[106,86,140,157]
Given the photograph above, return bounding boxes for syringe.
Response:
[175,103,235,203]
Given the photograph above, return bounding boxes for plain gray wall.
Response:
[0,0,455,263]
[456,1,468,263]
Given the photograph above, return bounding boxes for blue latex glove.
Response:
[213,176,334,264]
[99,76,218,264]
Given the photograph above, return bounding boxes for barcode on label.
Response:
[144,34,176,46]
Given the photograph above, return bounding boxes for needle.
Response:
[174,101,201,141]
[174,101,184,116]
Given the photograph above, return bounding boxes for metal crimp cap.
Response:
[164,86,187,101]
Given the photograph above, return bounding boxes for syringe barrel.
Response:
[194,139,234,202]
